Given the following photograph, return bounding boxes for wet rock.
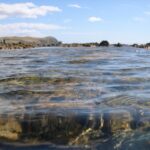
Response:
[0,142,90,150]
[0,110,105,145]
[69,59,89,64]
[0,111,92,144]
[20,113,87,144]
[137,110,150,130]
[120,131,150,150]
[93,131,150,150]
[0,107,149,147]
[0,115,22,140]
[70,128,104,146]
[102,109,133,133]
[0,76,81,86]
[70,113,104,145]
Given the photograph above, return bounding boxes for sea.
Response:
[0,46,150,150]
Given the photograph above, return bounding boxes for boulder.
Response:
[99,41,109,47]
[0,115,22,140]
[102,109,133,133]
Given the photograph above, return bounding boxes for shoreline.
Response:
[0,36,150,50]
[0,45,148,51]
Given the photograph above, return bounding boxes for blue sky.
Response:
[0,0,150,43]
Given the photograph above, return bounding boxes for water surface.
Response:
[0,47,150,150]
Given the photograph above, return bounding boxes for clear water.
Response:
[0,47,150,150]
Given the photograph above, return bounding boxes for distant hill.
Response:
[0,36,61,49]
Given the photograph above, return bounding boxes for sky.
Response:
[0,0,150,44]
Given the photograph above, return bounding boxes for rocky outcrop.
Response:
[132,43,150,49]
[0,36,61,50]
[0,107,149,145]
[0,116,22,140]
[99,41,109,47]
[102,109,133,133]
[114,43,123,47]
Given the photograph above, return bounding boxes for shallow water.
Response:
[0,47,150,150]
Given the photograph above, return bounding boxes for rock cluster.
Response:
[0,36,61,50]
[0,107,149,145]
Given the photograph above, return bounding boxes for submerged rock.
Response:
[0,107,149,146]
[0,116,22,140]
[137,110,150,130]
[102,109,133,133]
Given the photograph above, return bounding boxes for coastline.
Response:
[0,36,61,50]
[0,45,148,51]
[0,37,150,50]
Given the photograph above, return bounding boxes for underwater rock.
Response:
[137,109,150,130]
[0,107,149,146]
[0,115,22,140]
[119,131,150,150]
[102,109,133,133]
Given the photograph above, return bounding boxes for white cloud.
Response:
[61,31,102,36]
[68,4,81,9]
[144,11,150,15]
[0,23,64,36]
[88,16,102,22]
[133,17,144,22]
[64,19,72,23]
[0,2,61,19]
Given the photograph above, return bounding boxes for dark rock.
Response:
[137,110,150,130]
[99,41,109,47]
[132,44,139,48]
[102,109,133,133]
[114,43,123,47]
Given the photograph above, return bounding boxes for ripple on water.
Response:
[0,47,150,149]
